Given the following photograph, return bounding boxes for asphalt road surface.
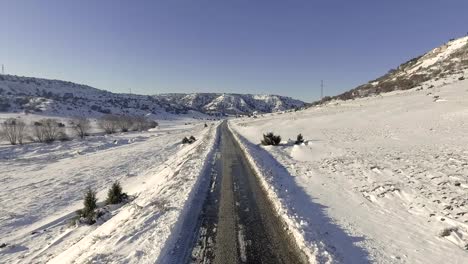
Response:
[172,122,307,264]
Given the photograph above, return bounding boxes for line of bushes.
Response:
[0,118,70,145]
[76,181,128,225]
[0,114,159,145]
[97,114,158,134]
[261,133,305,146]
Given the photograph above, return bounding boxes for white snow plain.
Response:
[0,118,219,263]
[229,76,468,263]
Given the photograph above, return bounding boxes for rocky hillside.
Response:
[317,35,468,104]
[0,74,305,117]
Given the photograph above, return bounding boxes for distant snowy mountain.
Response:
[154,93,305,115]
[317,35,468,103]
[0,74,305,117]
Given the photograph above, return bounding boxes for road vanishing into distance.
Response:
[167,122,307,264]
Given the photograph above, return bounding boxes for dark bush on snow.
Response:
[295,134,304,145]
[106,181,128,205]
[182,136,197,144]
[76,188,98,225]
[261,132,281,146]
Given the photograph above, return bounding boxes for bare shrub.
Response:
[116,115,133,132]
[32,119,65,143]
[71,117,91,139]
[132,116,158,131]
[261,132,281,146]
[98,114,119,134]
[1,118,26,145]
[132,116,147,131]
[32,122,45,142]
[42,119,63,143]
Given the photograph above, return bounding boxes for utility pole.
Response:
[320,80,324,100]
[1,64,4,75]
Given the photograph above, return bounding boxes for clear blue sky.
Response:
[1,1,467,102]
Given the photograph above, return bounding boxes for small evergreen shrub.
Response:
[182,136,197,144]
[439,227,458,237]
[261,132,281,146]
[295,134,304,144]
[106,181,127,205]
[77,188,98,225]
[459,76,465,81]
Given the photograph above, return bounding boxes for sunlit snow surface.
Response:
[0,120,219,263]
[230,75,468,263]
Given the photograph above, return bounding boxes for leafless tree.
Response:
[70,117,91,139]
[32,119,64,143]
[32,122,45,143]
[98,114,119,134]
[132,116,148,131]
[1,118,26,145]
[116,115,133,132]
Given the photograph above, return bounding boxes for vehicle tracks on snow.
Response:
[173,122,307,263]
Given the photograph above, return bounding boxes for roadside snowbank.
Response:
[229,124,366,264]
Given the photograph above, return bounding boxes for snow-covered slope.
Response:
[0,75,305,117]
[0,122,219,263]
[230,77,468,263]
[318,35,468,103]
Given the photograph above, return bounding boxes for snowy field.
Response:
[230,77,468,263]
[0,117,219,263]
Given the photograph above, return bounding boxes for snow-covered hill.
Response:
[318,35,468,103]
[0,75,305,118]
[154,93,304,115]
[230,77,468,263]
